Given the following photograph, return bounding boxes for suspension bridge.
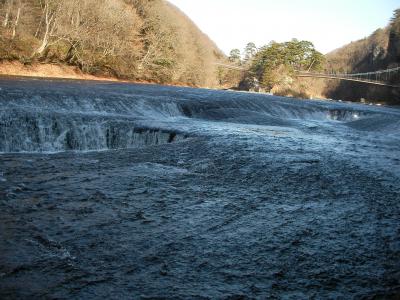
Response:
[296,66,400,88]
[215,63,400,88]
[215,63,246,71]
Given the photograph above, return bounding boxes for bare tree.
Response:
[11,0,22,39]
[2,0,13,27]
[0,0,221,86]
[35,0,60,55]
[40,0,143,73]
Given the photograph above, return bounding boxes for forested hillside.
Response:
[227,10,400,103]
[224,39,326,98]
[323,9,400,103]
[0,0,224,86]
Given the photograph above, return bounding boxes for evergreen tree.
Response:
[249,39,324,89]
[229,48,241,63]
[243,42,257,62]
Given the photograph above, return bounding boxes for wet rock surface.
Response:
[0,77,400,299]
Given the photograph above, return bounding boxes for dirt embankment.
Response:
[0,61,202,88]
[0,61,129,82]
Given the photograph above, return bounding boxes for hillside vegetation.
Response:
[0,0,224,87]
[225,39,325,98]
[227,10,400,103]
[1,1,399,102]
[322,9,400,103]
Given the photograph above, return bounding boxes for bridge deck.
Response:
[214,63,400,88]
[296,73,400,88]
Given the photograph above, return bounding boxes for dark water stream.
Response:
[0,77,399,299]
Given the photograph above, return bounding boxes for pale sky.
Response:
[168,0,400,55]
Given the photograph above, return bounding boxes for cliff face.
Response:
[323,10,400,103]
[0,0,224,87]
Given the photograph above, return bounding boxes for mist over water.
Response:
[1,77,400,299]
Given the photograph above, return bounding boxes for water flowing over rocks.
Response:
[0,77,399,299]
[0,111,186,152]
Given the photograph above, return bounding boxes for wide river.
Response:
[0,77,399,299]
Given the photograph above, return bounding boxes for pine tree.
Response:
[229,48,241,63]
[243,42,257,62]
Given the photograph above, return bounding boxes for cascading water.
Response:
[177,97,379,123]
[0,81,189,152]
[0,110,186,152]
[0,82,394,153]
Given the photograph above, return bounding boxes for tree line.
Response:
[223,39,325,92]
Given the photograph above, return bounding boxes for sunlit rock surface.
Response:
[0,77,399,299]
